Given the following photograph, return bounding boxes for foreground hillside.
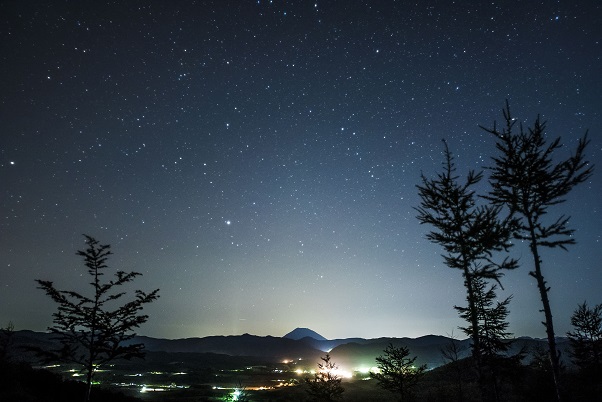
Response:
[1,356,600,402]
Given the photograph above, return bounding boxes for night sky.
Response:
[1,1,600,341]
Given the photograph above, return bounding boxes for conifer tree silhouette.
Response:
[481,102,593,401]
[35,235,159,402]
[416,141,518,401]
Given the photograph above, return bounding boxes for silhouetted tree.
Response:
[35,235,160,402]
[567,301,602,372]
[456,279,513,360]
[441,331,468,402]
[0,321,14,362]
[526,345,557,400]
[372,343,426,402]
[416,140,518,401]
[482,102,594,401]
[456,277,515,402]
[305,354,344,402]
[565,302,602,402]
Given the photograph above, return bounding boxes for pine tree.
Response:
[35,235,160,402]
[567,301,602,372]
[372,343,426,402]
[305,354,344,402]
[456,278,513,361]
[481,102,593,401]
[441,331,468,402]
[416,140,518,402]
[455,277,515,402]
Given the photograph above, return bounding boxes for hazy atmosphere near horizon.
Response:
[1,0,601,341]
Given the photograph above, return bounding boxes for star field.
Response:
[1,1,601,340]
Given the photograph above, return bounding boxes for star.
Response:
[0,0,599,342]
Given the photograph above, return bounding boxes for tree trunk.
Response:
[85,368,93,402]
[528,225,562,402]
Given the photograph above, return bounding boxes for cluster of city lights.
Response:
[44,359,384,399]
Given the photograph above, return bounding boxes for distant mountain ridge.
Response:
[9,329,572,369]
[130,333,323,360]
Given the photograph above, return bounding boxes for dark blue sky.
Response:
[1,0,600,340]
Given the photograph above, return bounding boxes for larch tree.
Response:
[566,301,602,399]
[567,301,602,372]
[455,277,515,402]
[35,235,160,402]
[305,353,345,402]
[440,331,468,402]
[455,278,513,361]
[481,102,594,401]
[371,343,426,402]
[416,140,518,402]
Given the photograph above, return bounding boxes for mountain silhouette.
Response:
[283,327,327,341]
[130,333,324,361]
[9,330,572,369]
